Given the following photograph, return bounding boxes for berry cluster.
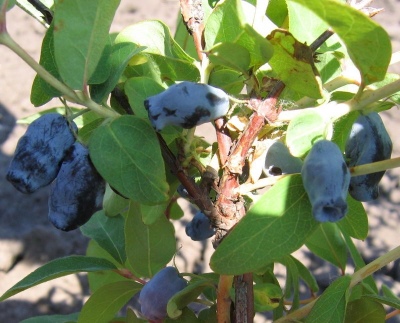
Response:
[264,112,392,223]
[7,113,105,231]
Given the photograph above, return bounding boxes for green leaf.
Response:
[332,111,359,152]
[87,39,112,85]
[204,0,246,48]
[305,222,347,270]
[235,24,274,69]
[0,256,117,301]
[86,240,130,293]
[341,232,378,294]
[117,20,194,61]
[0,0,16,10]
[20,313,79,323]
[209,68,245,95]
[266,29,323,99]
[287,0,328,45]
[89,115,169,205]
[290,256,319,293]
[363,294,400,310]
[266,0,288,27]
[90,42,145,103]
[210,175,318,275]
[287,0,391,85]
[31,24,62,106]
[337,196,368,240]
[124,77,165,119]
[103,185,129,217]
[80,211,126,265]
[53,0,120,89]
[78,280,141,323]
[198,305,218,323]
[305,275,351,323]
[207,42,251,74]
[286,110,330,157]
[279,255,300,310]
[253,283,283,312]
[167,279,213,319]
[345,298,386,323]
[141,202,169,225]
[165,308,200,323]
[125,202,176,277]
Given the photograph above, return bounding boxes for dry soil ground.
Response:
[0,0,400,322]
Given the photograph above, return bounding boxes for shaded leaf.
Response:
[124,77,165,119]
[305,275,351,323]
[337,195,368,240]
[167,279,215,319]
[345,298,386,323]
[20,313,79,323]
[89,115,169,205]
[305,222,347,270]
[80,210,126,264]
[0,256,117,301]
[78,281,141,323]
[125,202,176,277]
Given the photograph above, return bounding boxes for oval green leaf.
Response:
[89,115,169,205]
[53,0,120,89]
[125,202,176,278]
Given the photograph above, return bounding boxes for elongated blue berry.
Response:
[48,143,105,231]
[301,140,350,222]
[139,267,187,321]
[7,113,77,193]
[144,82,229,131]
[345,112,392,201]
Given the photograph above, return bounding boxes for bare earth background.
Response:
[0,0,399,322]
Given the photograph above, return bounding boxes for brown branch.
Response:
[234,273,254,322]
[215,117,232,166]
[225,82,285,176]
[179,0,205,60]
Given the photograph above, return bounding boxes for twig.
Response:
[26,0,53,24]
[234,273,254,322]
[179,0,204,61]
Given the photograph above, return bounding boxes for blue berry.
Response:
[185,211,216,241]
[7,113,77,193]
[301,140,350,222]
[264,141,303,176]
[144,82,229,131]
[48,142,105,231]
[139,267,187,321]
[345,112,392,201]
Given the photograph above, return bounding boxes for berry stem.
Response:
[350,157,400,177]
